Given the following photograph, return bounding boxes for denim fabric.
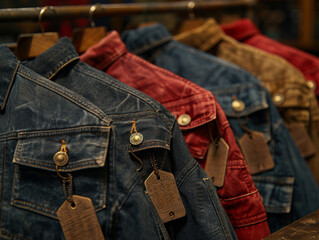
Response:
[0,40,237,239]
[122,24,319,233]
[80,31,270,240]
[175,18,319,184]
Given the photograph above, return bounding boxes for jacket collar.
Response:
[121,24,172,55]
[221,18,260,41]
[80,31,127,71]
[22,37,79,80]
[174,18,224,52]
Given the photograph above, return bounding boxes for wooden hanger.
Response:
[14,6,59,60]
[177,1,205,34]
[72,4,107,54]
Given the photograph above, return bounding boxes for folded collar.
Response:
[121,24,172,55]
[221,18,260,41]
[22,37,79,80]
[80,31,128,71]
[174,18,224,52]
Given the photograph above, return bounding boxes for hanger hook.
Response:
[89,4,101,28]
[39,6,55,33]
[187,1,196,20]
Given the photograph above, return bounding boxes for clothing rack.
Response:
[0,0,256,23]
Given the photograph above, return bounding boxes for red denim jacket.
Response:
[221,19,319,97]
[81,31,270,240]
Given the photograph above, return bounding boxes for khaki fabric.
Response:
[175,18,319,184]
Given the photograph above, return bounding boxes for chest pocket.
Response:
[11,126,110,219]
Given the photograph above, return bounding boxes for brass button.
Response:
[273,93,284,105]
[231,100,245,112]
[130,132,143,145]
[53,151,69,167]
[307,81,317,90]
[177,114,191,126]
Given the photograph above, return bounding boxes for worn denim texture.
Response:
[0,40,237,239]
[175,18,319,184]
[122,24,319,233]
[80,31,270,240]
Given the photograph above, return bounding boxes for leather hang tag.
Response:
[204,138,229,187]
[286,122,316,158]
[239,131,275,174]
[145,170,186,223]
[57,195,105,240]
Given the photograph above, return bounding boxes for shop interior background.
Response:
[1,0,318,56]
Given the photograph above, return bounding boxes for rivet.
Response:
[130,132,143,145]
[273,93,285,105]
[307,81,317,91]
[177,114,191,126]
[53,151,69,167]
[231,100,245,112]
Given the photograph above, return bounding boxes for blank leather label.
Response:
[204,138,229,187]
[286,123,316,158]
[145,170,186,223]
[239,131,275,174]
[57,195,105,240]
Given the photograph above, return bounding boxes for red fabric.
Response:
[80,31,270,240]
[222,19,319,97]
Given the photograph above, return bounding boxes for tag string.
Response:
[130,121,137,134]
[62,174,73,203]
[149,152,160,180]
[237,116,254,136]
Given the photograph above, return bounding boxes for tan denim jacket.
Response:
[175,18,319,184]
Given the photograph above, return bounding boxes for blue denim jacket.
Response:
[0,40,237,239]
[122,24,319,232]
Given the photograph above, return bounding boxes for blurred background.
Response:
[1,0,319,55]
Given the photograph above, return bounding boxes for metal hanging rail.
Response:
[0,0,257,23]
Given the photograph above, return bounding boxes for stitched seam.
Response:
[47,56,80,80]
[1,61,20,111]
[13,159,105,172]
[17,126,110,139]
[222,190,258,201]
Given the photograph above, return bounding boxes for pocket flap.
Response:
[13,126,111,172]
[126,116,172,152]
[214,83,268,118]
[252,175,294,213]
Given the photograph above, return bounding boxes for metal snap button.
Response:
[177,114,191,126]
[231,100,245,112]
[130,132,143,145]
[307,81,317,91]
[53,151,69,167]
[273,93,285,105]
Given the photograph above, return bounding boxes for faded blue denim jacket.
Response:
[122,24,319,232]
[0,40,237,240]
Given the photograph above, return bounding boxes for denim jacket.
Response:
[80,31,270,240]
[0,41,237,239]
[175,18,319,184]
[122,24,319,233]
